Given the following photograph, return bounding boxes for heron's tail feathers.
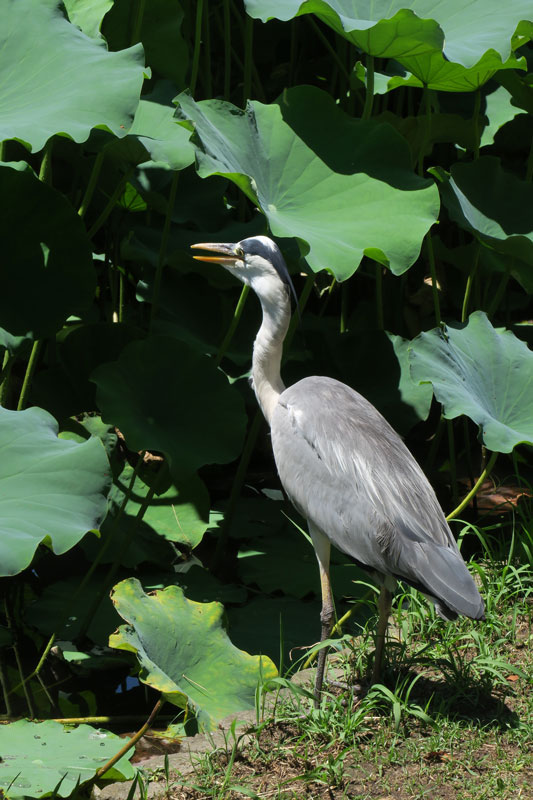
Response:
[392,542,485,621]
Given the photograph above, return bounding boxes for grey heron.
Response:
[192,236,485,702]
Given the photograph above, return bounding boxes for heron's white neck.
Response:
[251,283,291,425]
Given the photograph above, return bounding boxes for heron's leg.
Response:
[371,584,393,685]
[309,523,334,706]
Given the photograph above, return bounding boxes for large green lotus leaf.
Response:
[127,96,195,169]
[109,578,277,730]
[409,311,533,453]
[245,1,529,90]
[0,407,109,576]
[0,719,134,798]
[105,84,195,170]
[480,86,527,147]
[0,0,145,152]
[431,157,533,264]
[92,336,247,479]
[496,70,533,115]
[63,0,113,38]
[107,464,210,549]
[0,165,95,338]
[102,0,188,89]
[177,92,438,278]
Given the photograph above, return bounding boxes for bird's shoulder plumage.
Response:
[271,375,484,619]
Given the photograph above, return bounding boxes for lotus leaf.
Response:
[0,719,134,799]
[0,0,146,151]
[0,406,110,576]
[63,0,113,38]
[107,464,210,549]
[109,578,278,730]
[431,157,533,264]
[245,1,530,90]
[0,165,95,338]
[178,90,439,277]
[92,336,247,479]
[409,312,533,453]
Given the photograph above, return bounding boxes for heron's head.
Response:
[191,236,294,304]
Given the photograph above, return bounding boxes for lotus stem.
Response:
[94,697,163,780]
[243,12,253,105]
[39,138,53,185]
[446,451,498,521]
[425,233,441,326]
[131,0,146,45]
[17,339,43,411]
[461,245,480,322]
[215,284,250,367]
[362,55,374,120]
[78,151,104,218]
[223,0,231,99]
[150,170,179,330]
[86,167,133,239]
[190,0,203,95]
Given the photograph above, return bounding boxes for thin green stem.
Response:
[0,654,12,716]
[447,419,458,508]
[86,168,133,239]
[223,0,231,99]
[526,136,533,182]
[461,245,480,322]
[243,13,253,105]
[94,698,163,781]
[362,54,374,120]
[79,461,169,641]
[375,263,384,330]
[130,0,146,44]
[486,269,510,318]
[425,233,441,326]
[306,17,350,80]
[211,410,263,574]
[78,151,104,218]
[203,0,212,97]
[215,285,250,367]
[118,267,125,324]
[0,350,14,407]
[417,87,432,175]
[285,272,314,350]
[5,596,34,717]
[190,0,204,95]
[425,415,444,472]
[447,451,498,521]
[17,339,43,411]
[472,89,481,160]
[340,282,348,333]
[39,139,53,185]
[150,171,179,331]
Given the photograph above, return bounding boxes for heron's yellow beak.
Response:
[191,242,239,266]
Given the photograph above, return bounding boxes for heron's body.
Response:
[192,235,484,700]
[273,375,483,620]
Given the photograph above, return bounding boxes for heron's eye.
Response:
[235,246,244,259]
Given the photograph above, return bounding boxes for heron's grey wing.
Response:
[271,376,484,620]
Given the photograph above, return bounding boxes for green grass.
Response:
[157,517,533,800]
